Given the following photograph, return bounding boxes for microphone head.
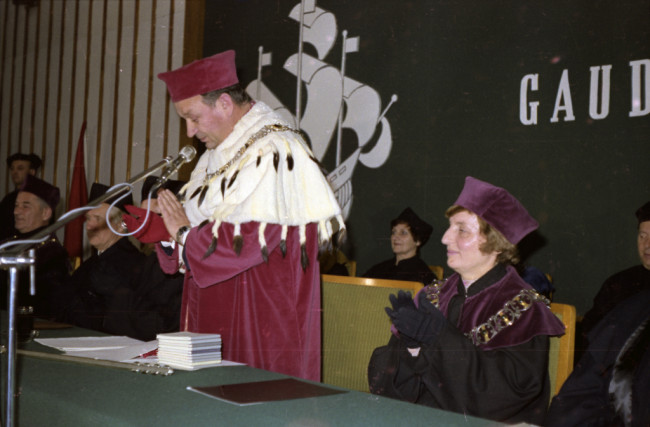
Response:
[180,145,197,162]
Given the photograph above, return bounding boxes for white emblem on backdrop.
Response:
[246,0,398,220]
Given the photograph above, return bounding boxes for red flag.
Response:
[64,121,88,258]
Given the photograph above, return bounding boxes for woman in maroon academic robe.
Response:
[368,176,565,425]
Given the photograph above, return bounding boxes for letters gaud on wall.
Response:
[520,59,650,125]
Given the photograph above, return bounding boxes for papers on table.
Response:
[35,336,158,363]
[157,331,223,370]
[35,333,244,369]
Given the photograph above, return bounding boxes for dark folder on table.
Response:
[187,378,346,406]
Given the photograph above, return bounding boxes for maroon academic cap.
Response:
[636,201,650,224]
[157,50,239,102]
[453,176,538,244]
[391,207,433,246]
[20,174,60,211]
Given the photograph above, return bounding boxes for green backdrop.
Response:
[202,0,650,315]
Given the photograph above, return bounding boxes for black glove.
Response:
[385,291,421,347]
[384,290,415,320]
[392,306,436,346]
[391,292,446,346]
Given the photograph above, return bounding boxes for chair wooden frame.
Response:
[428,265,444,280]
[548,302,577,397]
[321,274,423,392]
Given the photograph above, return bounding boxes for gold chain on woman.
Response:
[465,289,549,346]
[422,282,549,346]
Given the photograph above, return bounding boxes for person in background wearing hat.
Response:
[0,153,43,241]
[368,177,565,425]
[57,183,145,332]
[579,200,650,346]
[362,207,436,285]
[100,176,185,341]
[0,174,69,320]
[138,50,343,381]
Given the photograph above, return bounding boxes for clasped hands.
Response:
[385,290,443,347]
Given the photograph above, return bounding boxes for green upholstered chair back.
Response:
[548,303,577,399]
[321,274,423,392]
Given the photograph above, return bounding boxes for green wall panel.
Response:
[202,0,650,315]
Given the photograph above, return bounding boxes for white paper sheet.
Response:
[36,336,145,352]
[35,336,156,362]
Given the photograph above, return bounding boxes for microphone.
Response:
[159,145,197,183]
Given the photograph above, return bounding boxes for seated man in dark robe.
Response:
[579,201,650,349]
[102,176,185,341]
[546,290,650,426]
[362,207,436,285]
[0,174,69,320]
[58,183,145,332]
[0,152,42,241]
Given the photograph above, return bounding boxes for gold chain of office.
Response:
[203,123,301,184]
[423,282,549,346]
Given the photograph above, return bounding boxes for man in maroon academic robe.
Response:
[129,50,343,381]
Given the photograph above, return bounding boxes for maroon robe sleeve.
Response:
[155,243,180,275]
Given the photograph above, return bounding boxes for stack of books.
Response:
[156,332,222,370]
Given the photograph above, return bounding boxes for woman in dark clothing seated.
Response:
[362,207,436,285]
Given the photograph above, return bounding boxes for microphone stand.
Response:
[0,154,183,427]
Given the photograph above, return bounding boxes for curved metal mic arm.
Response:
[149,145,197,197]
[0,146,194,257]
